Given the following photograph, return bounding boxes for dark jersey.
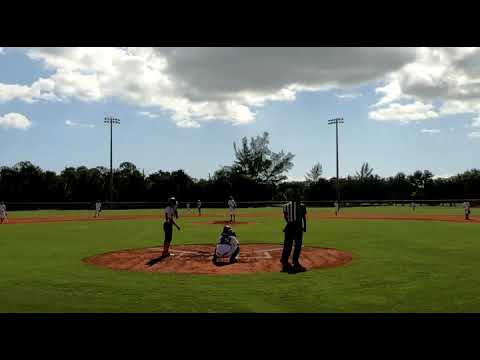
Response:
[283,201,307,223]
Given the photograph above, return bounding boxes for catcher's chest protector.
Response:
[220,235,232,244]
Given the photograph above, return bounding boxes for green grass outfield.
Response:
[0,206,478,312]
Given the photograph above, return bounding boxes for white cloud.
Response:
[369,101,439,122]
[472,116,480,127]
[468,131,480,139]
[373,47,480,130]
[176,119,201,128]
[0,47,417,127]
[374,76,409,107]
[138,111,159,119]
[286,175,306,182]
[335,92,362,99]
[9,47,480,132]
[433,174,453,179]
[65,120,95,128]
[0,113,32,130]
[420,128,441,133]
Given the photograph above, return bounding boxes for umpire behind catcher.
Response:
[280,193,307,274]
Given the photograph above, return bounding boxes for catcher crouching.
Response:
[213,225,240,264]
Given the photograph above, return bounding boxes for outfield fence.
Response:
[3,199,479,211]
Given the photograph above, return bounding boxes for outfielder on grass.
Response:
[162,197,181,258]
[464,201,471,220]
[0,201,7,224]
[228,196,237,223]
[94,200,102,218]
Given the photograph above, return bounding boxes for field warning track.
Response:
[3,212,479,225]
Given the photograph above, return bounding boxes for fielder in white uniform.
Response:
[197,200,202,216]
[174,199,179,219]
[464,201,471,220]
[228,196,237,223]
[146,197,181,266]
[0,201,7,224]
[94,200,102,218]
[213,225,240,264]
[162,197,181,258]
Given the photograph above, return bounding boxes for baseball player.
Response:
[213,225,240,264]
[464,201,471,220]
[94,200,102,218]
[411,202,416,211]
[186,202,191,213]
[0,201,7,224]
[161,197,181,258]
[281,194,307,274]
[197,199,202,216]
[228,196,237,223]
[174,199,179,219]
[334,201,339,216]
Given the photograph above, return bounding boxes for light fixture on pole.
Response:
[104,116,121,202]
[327,117,344,215]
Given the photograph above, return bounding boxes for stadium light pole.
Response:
[328,117,344,215]
[104,117,121,202]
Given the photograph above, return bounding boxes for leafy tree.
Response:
[356,162,374,181]
[232,132,294,184]
[305,162,323,182]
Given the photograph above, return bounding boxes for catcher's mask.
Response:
[222,225,233,236]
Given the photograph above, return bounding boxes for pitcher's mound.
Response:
[83,244,353,275]
[193,220,254,225]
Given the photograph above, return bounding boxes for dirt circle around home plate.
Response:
[83,244,353,275]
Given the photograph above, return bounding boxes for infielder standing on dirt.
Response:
[197,199,202,216]
[161,197,181,258]
[0,201,7,224]
[228,196,237,223]
[464,200,471,220]
[281,194,307,274]
[94,200,102,218]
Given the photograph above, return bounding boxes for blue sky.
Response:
[0,47,479,180]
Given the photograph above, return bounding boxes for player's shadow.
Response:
[146,255,168,267]
[212,257,239,267]
[213,261,232,267]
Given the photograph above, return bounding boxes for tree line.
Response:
[1,132,479,202]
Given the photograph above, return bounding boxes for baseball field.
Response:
[1,205,479,313]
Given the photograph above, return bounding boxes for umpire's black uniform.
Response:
[281,201,307,268]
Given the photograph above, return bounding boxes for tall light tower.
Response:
[104,116,121,202]
[327,117,344,215]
